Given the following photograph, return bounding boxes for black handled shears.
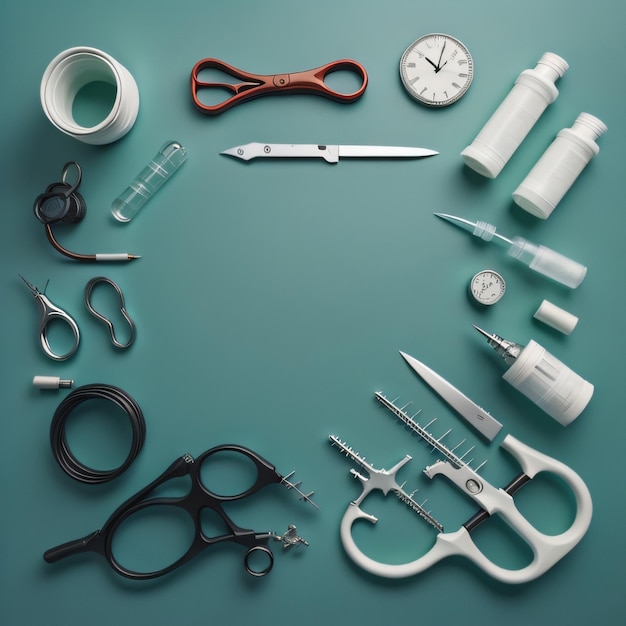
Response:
[44,444,317,579]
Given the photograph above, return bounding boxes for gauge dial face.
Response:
[400,33,473,107]
[470,270,506,305]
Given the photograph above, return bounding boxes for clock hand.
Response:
[436,40,447,71]
[425,56,439,71]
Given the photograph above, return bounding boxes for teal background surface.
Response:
[1,0,624,623]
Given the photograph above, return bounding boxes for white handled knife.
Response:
[399,350,503,441]
[221,142,438,163]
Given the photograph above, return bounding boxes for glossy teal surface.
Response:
[1,0,624,623]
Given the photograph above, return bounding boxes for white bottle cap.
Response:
[532,52,569,81]
[534,300,579,334]
[502,340,593,425]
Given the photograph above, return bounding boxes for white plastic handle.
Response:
[340,435,592,583]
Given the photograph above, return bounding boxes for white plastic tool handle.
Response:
[225,143,340,162]
[340,434,592,583]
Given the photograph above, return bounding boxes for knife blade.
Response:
[399,350,503,441]
[220,142,438,163]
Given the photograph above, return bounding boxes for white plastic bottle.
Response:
[461,52,568,178]
[513,113,607,218]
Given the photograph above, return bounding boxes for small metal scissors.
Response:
[44,444,317,579]
[19,275,80,361]
[191,58,368,114]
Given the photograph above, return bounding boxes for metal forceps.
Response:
[333,394,593,584]
[190,58,368,114]
[19,275,80,361]
[44,444,318,579]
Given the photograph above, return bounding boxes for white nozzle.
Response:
[33,375,74,389]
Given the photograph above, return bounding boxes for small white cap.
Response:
[534,300,578,335]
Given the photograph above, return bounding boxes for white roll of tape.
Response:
[40,46,140,145]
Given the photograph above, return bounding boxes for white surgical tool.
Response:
[434,213,587,288]
[221,142,438,163]
[332,392,592,583]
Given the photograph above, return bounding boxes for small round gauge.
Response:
[400,33,473,107]
[469,270,506,305]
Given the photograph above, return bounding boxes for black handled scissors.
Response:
[191,58,368,114]
[44,444,317,579]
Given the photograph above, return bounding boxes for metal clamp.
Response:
[84,276,136,349]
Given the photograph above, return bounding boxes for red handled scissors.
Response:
[191,58,368,114]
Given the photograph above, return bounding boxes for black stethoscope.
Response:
[33,162,139,262]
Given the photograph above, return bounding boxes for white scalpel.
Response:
[221,142,438,163]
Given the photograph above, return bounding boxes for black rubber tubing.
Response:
[49,383,146,484]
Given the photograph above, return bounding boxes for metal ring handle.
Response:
[244,545,274,577]
[40,308,81,361]
[84,276,136,349]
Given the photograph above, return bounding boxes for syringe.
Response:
[434,213,587,288]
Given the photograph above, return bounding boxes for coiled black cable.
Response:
[50,384,146,484]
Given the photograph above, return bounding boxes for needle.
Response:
[433,212,587,288]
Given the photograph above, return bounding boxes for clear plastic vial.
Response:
[111,141,188,222]
[461,52,568,178]
[513,113,607,218]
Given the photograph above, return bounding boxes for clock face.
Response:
[400,33,473,107]
[470,270,506,305]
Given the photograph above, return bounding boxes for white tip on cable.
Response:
[33,376,74,390]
